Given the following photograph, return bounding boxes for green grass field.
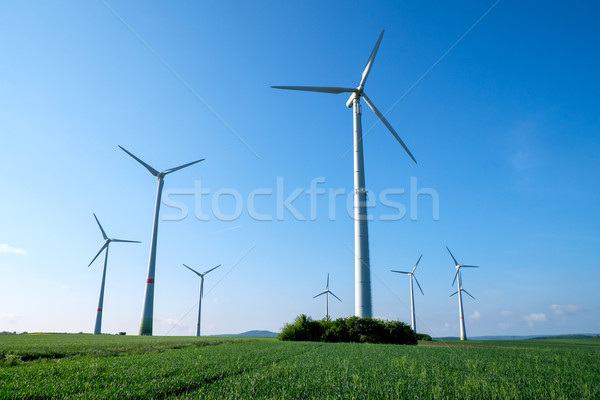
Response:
[1,334,599,399]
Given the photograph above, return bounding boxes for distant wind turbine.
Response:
[313,273,342,320]
[119,145,204,336]
[391,255,424,333]
[183,264,221,337]
[273,30,416,318]
[446,247,479,341]
[88,213,140,335]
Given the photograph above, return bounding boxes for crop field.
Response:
[1,335,599,399]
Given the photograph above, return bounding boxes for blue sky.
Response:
[1,1,598,337]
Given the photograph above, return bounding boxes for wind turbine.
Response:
[119,145,204,336]
[446,247,479,341]
[390,255,424,333]
[183,264,221,337]
[272,30,416,318]
[88,213,140,335]
[313,273,342,320]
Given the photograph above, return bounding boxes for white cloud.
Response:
[551,304,581,316]
[0,244,27,256]
[0,312,20,324]
[525,313,547,322]
[524,313,547,327]
[469,311,482,321]
[500,310,513,316]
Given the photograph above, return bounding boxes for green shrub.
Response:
[278,315,324,342]
[354,318,386,343]
[384,321,418,345]
[279,315,417,345]
[416,333,432,341]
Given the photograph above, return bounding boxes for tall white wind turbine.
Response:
[446,247,479,341]
[390,255,424,333]
[88,213,140,335]
[183,264,221,337]
[273,30,417,318]
[119,146,204,336]
[313,273,342,320]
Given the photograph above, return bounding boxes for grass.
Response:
[1,334,599,398]
[0,333,233,362]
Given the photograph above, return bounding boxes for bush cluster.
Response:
[279,315,417,345]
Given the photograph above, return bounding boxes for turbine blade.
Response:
[446,246,459,266]
[413,275,424,296]
[451,270,459,287]
[88,242,108,267]
[359,30,384,88]
[93,213,108,240]
[412,254,423,273]
[313,291,327,298]
[111,239,141,244]
[462,289,476,300]
[329,291,342,302]
[326,273,329,290]
[361,93,417,164]
[271,86,356,94]
[183,264,201,276]
[163,158,205,175]
[118,146,160,177]
[202,264,221,276]
[390,270,410,275]
[449,290,458,297]
[460,265,479,268]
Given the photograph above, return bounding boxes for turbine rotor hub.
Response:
[346,92,359,108]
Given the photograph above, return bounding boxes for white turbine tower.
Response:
[313,273,342,320]
[273,30,416,318]
[390,255,424,333]
[183,264,221,337]
[88,213,140,335]
[119,145,204,336]
[447,247,479,341]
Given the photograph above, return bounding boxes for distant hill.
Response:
[433,334,598,341]
[528,334,595,340]
[210,330,278,338]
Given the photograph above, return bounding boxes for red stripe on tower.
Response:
[97,308,102,312]
[146,279,155,284]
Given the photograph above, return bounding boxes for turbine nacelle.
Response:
[313,273,342,302]
[447,246,479,286]
[450,285,476,300]
[271,30,417,164]
[390,254,424,296]
[88,214,140,267]
[119,145,205,180]
[346,92,358,108]
[183,264,221,279]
